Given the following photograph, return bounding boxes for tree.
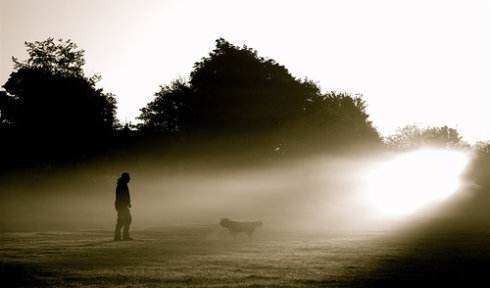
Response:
[385,125,465,149]
[469,141,490,187]
[139,38,320,133]
[138,38,380,149]
[138,80,190,134]
[0,90,16,129]
[12,38,85,77]
[1,38,117,137]
[296,92,380,145]
[186,38,321,132]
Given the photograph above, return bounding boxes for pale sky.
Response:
[1,0,489,142]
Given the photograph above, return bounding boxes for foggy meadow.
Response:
[2,2,490,287]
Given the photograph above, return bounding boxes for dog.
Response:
[219,218,263,237]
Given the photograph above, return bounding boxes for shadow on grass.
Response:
[1,261,52,288]
[355,229,490,288]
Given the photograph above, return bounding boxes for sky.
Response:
[1,0,489,142]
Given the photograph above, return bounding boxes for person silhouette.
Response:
[114,172,132,241]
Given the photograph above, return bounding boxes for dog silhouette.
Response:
[220,218,263,237]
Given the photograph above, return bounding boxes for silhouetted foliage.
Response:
[1,37,382,169]
[2,38,117,137]
[138,38,380,150]
[138,80,191,134]
[291,92,380,147]
[185,39,320,133]
[0,39,120,170]
[139,39,320,134]
[385,125,465,150]
[12,38,85,76]
[468,141,490,188]
[0,90,16,129]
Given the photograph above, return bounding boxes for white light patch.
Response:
[365,149,470,217]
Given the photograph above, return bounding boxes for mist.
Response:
[3,142,479,237]
[0,140,382,233]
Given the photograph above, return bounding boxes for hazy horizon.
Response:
[2,0,490,142]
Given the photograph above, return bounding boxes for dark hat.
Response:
[119,172,130,182]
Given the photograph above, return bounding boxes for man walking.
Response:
[114,172,132,241]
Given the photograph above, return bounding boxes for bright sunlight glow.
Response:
[365,149,470,217]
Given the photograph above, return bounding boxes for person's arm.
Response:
[115,184,121,210]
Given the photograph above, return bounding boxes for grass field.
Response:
[2,226,490,287]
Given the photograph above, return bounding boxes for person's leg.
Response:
[122,222,130,240]
[114,212,123,241]
[122,209,132,240]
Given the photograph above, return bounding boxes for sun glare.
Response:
[365,149,470,217]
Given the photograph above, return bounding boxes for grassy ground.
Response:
[2,226,490,287]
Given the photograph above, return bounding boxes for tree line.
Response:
[0,38,485,169]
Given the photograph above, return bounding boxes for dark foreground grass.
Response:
[2,226,490,287]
